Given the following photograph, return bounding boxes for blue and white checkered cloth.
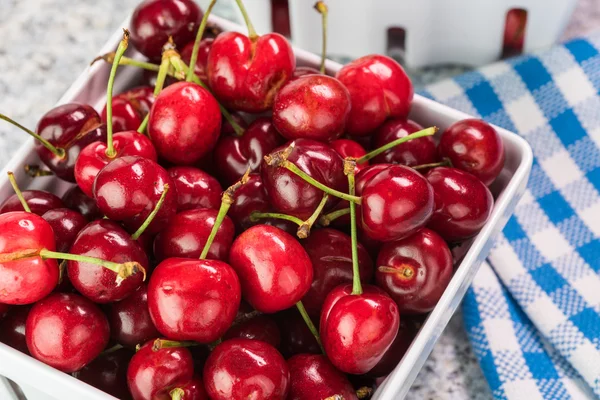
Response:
[421,35,600,399]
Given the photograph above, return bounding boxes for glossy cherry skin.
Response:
[438,119,505,185]
[372,119,437,167]
[288,354,357,400]
[101,86,155,132]
[320,284,400,374]
[175,376,209,400]
[330,138,369,174]
[336,55,413,136]
[301,229,373,317]
[41,208,87,252]
[129,0,201,60]
[426,167,494,242]
[168,166,222,211]
[207,31,295,113]
[127,340,194,400]
[75,348,134,400]
[272,74,351,142]
[214,117,284,185]
[360,164,434,242]
[261,139,347,219]
[108,285,160,349]
[0,306,30,354]
[75,130,158,197]
[0,212,58,305]
[0,190,64,216]
[229,225,313,313]
[35,103,106,182]
[94,156,177,234]
[26,293,109,372]
[223,315,281,348]
[148,81,222,165]
[181,38,214,84]
[203,338,290,400]
[228,173,270,231]
[148,258,241,343]
[275,309,321,358]
[376,228,453,313]
[153,208,234,262]
[62,186,102,220]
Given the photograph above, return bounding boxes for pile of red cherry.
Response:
[0,0,505,399]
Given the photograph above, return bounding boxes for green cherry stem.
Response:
[314,1,328,74]
[234,0,258,41]
[105,29,130,159]
[101,343,124,355]
[130,184,170,240]
[318,207,350,227]
[297,193,329,239]
[152,339,198,351]
[249,211,303,226]
[91,53,160,72]
[186,0,217,82]
[170,388,185,400]
[295,301,324,353]
[137,114,149,134]
[345,159,362,296]
[7,172,31,213]
[411,158,452,170]
[357,126,438,164]
[0,114,65,159]
[24,165,53,178]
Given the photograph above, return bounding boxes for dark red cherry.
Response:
[229,225,313,313]
[261,139,347,219]
[360,164,434,242]
[0,190,64,216]
[148,81,221,165]
[35,103,106,182]
[223,315,281,348]
[203,338,290,400]
[62,185,102,220]
[94,156,177,234]
[228,173,270,231]
[214,117,284,185]
[181,38,214,84]
[320,284,400,374]
[336,55,413,136]
[0,306,30,354]
[438,119,505,185]
[75,348,134,400]
[301,228,373,317]
[275,309,321,358]
[272,74,351,141]
[207,31,295,113]
[330,138,369,174]
[26,293,109,372]
[130,0,202,59]
[101,86,155,132]
[41,208,87,252]
[372,119,436,167]
[376,228,453,313]
[168,166,222,211]
[108,285,160,348]
[148,258,241,343]
[127,340,194,400]
[426,167,494,242]
[153,208,235,262]
[287,354,357,400]
[0,303,8,318]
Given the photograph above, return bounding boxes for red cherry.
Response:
[181,38,214,84]
[372,119,436,167]
[376,228,453,313]
[108,285,159,349]
[228,173,270,231]
[0,189,64,216]
[336,55,413,136]
[320,284,400,374]
[130,0,201,60]
[223,315,281,348]
[26,293,109,372]
[127,340,194,400]
[330,138,369,174]
[41,208,87,252]
[94,156,177,234]
[426,167,494,241]
[148,81,222,165]
[75,348,134,400]
[438,119,505,185]
[0,305,30,354]
[214,117,284,185]
[272,74,351,141]
[203,338,290,400]
[287,354,357,400]
[168,166,222,211]
[503,9,527,54]
[148,258,241,343]
[229,225,313,313]
[275,309,321,358]
[301,228,373,317]
[207,31,295,113]
[101,86,155,132]
[0,212,58,305]
[153,208,235,262]
[62,185,102,221]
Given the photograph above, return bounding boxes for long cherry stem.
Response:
[314,1,328,74]
[249,211,303,226]
[92,54,159,71]
[318,208,350,226]
[186,0,217,82]
[345,160,362,296]
[105,29,130,159]
[7,172,31,213]
[0,114,65,158]
[152,339,198,351]
[131,184,169,240]
[411,158,452,170]
[295,301,324,353]
[137,114,149,134]
[297,193,328,239]
[234,0,258,40]
[357,126,438,164]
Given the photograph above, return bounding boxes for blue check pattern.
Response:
[421,35,600,399]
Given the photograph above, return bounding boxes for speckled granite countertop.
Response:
[1,0,598,399]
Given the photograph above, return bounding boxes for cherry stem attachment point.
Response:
[318,208,350,227]
[411,158,452,170]
[105,29,130,159]
[234,0,258,40]
[314,1,328,74]
[24,165,53,178]
[187,0,217,82]
[345,159,362,296]
[152,339,198,352]
[295,301,324,353]
[170,388,185,400]
[7,172,31,213]
[131,184,170,240]
[378,265,414,279]
[297,193,329,239]
[357,126,438,164]
[0,114,65,159]
[249,211,303,226]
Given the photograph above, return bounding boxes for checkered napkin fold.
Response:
[421,35,600,399]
